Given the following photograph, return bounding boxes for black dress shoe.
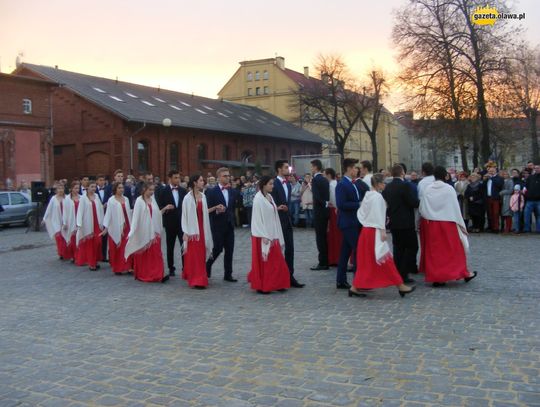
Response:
[348,289,367,298]
[464,271,478,283]
[399,285,416,298]
[193,285,206,290]
[336,282,351,289]
[224,277,238,282]
[432,282,446,287]
[277,288,287,292]
[169,269,176,276]
[290,280,305,288]
[310,264,329,271]
[257,290,270,295]
[161,275,170,283]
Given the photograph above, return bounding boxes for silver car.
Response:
[0,191,38,226]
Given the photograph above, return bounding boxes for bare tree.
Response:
[501,43,540,163]
[292,55,364,163]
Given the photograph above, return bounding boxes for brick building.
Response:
[12,64,324,183]
[0,73,56,189]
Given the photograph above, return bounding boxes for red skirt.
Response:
[421,220,469,283]
[419,218,428,274]
[108,226,133,274]
[182,238,208,287]
[248,237,291,292]
[327,207,342,265]
[54,233,69,259]
[75,227,102,268]
[64,234,76,262]
[133,237,164,282]
[353,227,403,289]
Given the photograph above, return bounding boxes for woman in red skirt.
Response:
[101,182,133,275]
[63,181,80,262]
[325,168,342,266]
[42,182,69,260]
[181,174,217,289]
[75,180,104,271]
[248,176,291,294]
[350,173,415,298]
[125,182,172,283]
[419,166,478,287]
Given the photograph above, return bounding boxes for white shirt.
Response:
[487,178,493,197]
[80,187,87,196]
[220,184,229,207]
[277,176,288,201]
[170,184,179,207]
[362,173,373,190]
[97,187,105,202]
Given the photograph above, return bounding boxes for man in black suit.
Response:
[205,167,238,282]
[382,164,420,283]
[157,170,187,277]
[310,159,330,271]
[96,174,109,261]
[272,160,305,288]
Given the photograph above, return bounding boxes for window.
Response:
[247,88,252,96]
[109,95,124,102]
[295,150,302,156]
[195,108,208,115]
[141,100,155,106]
[93,87,106,93]
[10,193,28,205]
[124,91,138,98]
[197,144,207,161]
[0,193,9,206]
[202,105,214,111]
[264,86,269,95]
[153,96,166,103]
[169,143,179,171]
[264,148,271,164]
[222,145,230,161]
[22,99,32,114]
[263,70,269,80]
[137,141,149,171]
[256,87,261,96]
[169,104,182,110]
[54,146,63,156]
[247,71,253,81]
[179,101,191,107]
[255,71,260,81]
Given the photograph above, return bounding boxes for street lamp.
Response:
[162,118,172,127]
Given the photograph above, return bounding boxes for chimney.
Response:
[276,56,285,70]
[303,66,309,79]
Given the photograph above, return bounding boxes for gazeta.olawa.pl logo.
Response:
[471,5,525,26]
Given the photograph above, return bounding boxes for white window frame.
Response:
[22,98,32,114]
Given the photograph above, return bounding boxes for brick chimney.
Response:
[304,66,309,79]
[276,56,285,70]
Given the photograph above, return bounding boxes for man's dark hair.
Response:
[310,159,323,172]
[360,160,372,173]
[391,164,405,178]
[422,162,434,176]
[342,158,359,173]
[168,169,180,179]
[275,160,288,173]
[434,166,447,181]
[398,162,408,174]
[324,168,336,179]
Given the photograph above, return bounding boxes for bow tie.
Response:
[171,186,178,191]
[282,180,287,184]
[221,186,229,191]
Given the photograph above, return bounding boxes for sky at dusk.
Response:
[1,0,539,112]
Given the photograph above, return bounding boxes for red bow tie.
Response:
[282,180,287,184]
[171,186,178,190]
[221,186,229,191]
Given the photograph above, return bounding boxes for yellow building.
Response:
[218,56,399,171]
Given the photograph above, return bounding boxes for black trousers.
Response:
[206,224,235,278]
[313,207,329,266]
[391,228,418,280]
[165,226,183,272]
[281,220,295,278]
[101,234,108,260]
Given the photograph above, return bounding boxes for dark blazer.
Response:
[96,186,108,206]
[335,177,361,230]
[157,184,187,230]
[311,173,329,213]
[354,179,370,202]
[483,175,504,199]
[382,178,419,230]
[205,185,238,230]
[271,177,292,228]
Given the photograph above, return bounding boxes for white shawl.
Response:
[76,194,104,245]
[357,191,391,264]
[43,196,65,240]
[124,196,162,259]
[420,180,469,252]
[103,196,132,245]
[251,191,285,261]
[181,191,213,260]
[418,175,435,200]
[329,179,337,207]
[62,196,78,244]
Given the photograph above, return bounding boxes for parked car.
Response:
[0,191,38,227]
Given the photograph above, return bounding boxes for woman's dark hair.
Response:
[422,162,434,176]
[111,181,123,195]
[324,168,336,179]
[140,181,154,195]
[188,174,202,190]
[434,166,447,181]
[258,176,273,195]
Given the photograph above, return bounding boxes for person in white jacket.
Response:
[42,182,69,260]
[75,180,104,270]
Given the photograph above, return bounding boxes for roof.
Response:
[0,72,57,86]
[17,63,326,144]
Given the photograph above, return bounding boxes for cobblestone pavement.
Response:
[0,225,539,407]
